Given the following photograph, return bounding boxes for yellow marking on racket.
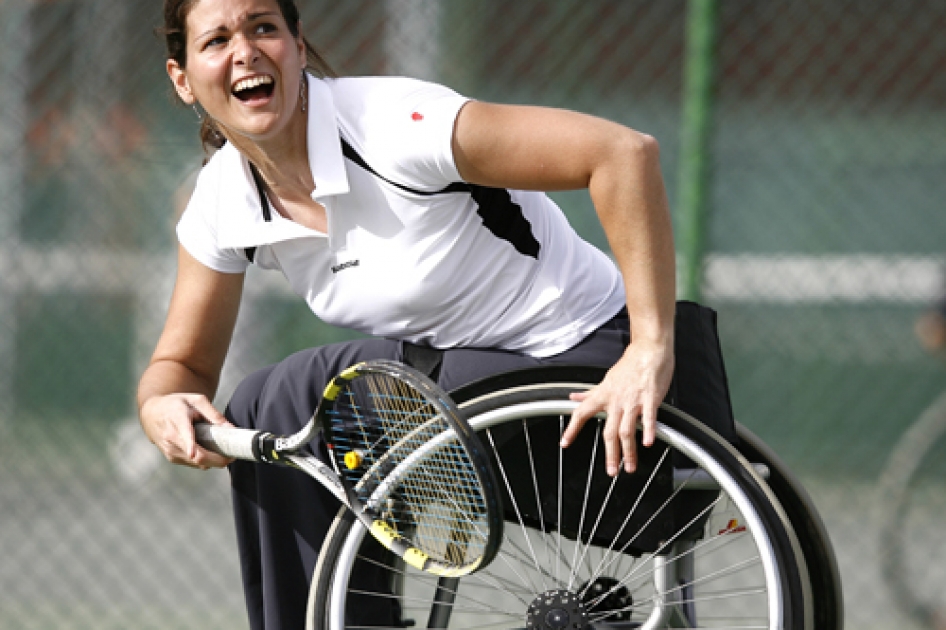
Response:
[344,450,364,470]
[340,365,361,380]
[371,519,398,545]
[322,382,342,401]
[324,365,361,400]
[371,520,430,570]
[402,548,430,571]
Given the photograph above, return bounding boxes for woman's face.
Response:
[167,0,306,143]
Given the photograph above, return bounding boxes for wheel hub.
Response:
[526,589,588,630]
[578,577,633,622]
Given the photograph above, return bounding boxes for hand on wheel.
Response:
[561,340,673,475]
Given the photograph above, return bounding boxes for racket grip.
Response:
[194,422,262,462]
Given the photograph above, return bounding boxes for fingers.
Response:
[187,395,232,426]
[191,447,234,470]
[181,398,235,469]
[562,391,593,448]
[617,405,638,475]
[183,396,235,468]
[568,389,642,477]
[617,398,658,474]
[140,394,233,470]
[603,403,640,476]
[640,397,658,448]
[568,337,673,477]
[179,403,199,461]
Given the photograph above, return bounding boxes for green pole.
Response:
[677,0,719,303]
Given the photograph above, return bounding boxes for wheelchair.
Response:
[305,364,843,630]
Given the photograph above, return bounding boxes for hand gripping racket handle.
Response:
[194,422,266,462]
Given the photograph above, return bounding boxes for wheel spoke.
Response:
[582,465,711,603]
[587,585,769,625]
[582,493,724,612]
[580,445,673,594]
[566,421,601,591]
[606,519,761,601]
[556,415,564,588]
[346,587,520,616]
[484,428,548,596]
[521,418,554,572]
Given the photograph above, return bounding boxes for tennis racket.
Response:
[195,359,503,577]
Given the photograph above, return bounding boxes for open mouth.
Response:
[232,75,275,102]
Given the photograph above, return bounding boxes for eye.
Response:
[204,34,228,49]
[254,22,278,35]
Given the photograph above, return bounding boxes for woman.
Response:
[141,0,676,626]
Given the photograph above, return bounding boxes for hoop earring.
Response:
[300,71,308,113]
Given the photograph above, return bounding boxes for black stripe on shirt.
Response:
[341,138,540,259]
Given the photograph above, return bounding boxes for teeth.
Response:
[233,75,273,93]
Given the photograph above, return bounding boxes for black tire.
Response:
[309,370,814,630]
[735,423,843,630]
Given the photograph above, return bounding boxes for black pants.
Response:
[225,310,629,630]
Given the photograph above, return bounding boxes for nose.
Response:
[232,33,259,66]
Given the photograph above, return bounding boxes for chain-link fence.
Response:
[2,1,945,628]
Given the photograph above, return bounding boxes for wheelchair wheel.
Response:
[876,390,946,630]
[735,423,843,630]
[308,372,812,630]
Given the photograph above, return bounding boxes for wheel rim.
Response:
[325,400,794,630]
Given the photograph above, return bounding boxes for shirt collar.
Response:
[216,75,349,249]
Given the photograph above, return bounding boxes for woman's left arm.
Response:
[452,101,676,476]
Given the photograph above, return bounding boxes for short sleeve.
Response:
[332,77,471,191]
[176,168,250,274]
[384,81,470,187]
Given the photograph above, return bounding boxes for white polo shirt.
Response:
[177,75,626,357]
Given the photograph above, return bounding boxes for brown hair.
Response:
[160,0,336,152]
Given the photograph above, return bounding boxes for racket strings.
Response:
[328,373,490,570]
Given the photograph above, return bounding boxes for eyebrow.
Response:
[195,11,281,42]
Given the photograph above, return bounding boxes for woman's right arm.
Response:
[137,246,245,469]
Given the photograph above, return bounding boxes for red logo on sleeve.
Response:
[411,112,424,121]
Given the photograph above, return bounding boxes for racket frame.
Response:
[194,359,503,577]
